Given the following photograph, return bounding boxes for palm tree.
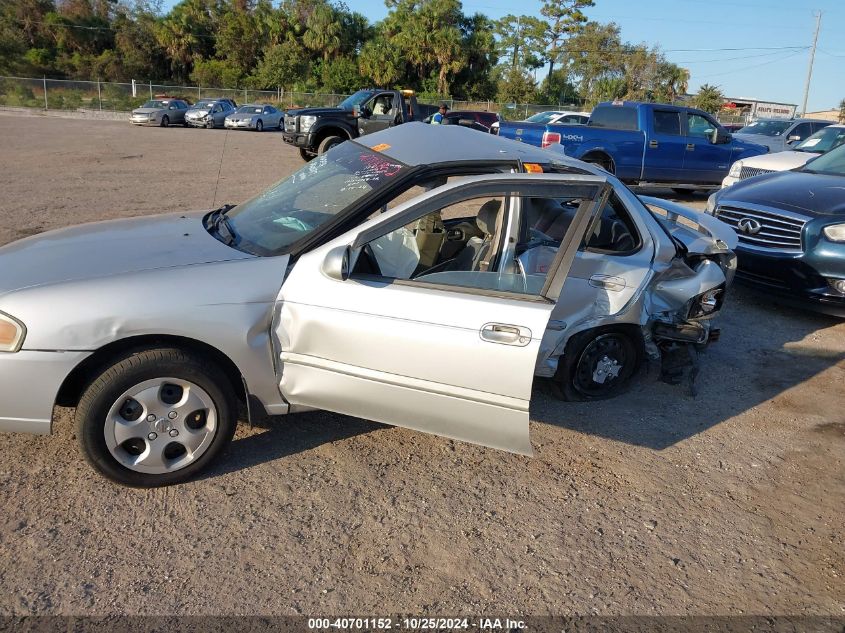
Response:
[303,4,341,62]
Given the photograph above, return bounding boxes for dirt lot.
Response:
[0,113,842,617]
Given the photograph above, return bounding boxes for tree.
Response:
[690,83,724,114]
[303,3,341,62]
[249,39,307,89]
[539,0,593,80]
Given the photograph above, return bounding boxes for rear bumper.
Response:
[0,350,91,434]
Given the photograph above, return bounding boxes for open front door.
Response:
[273,174,610,455]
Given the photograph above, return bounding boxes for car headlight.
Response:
[0,311,26,352]
[705,192,718,215]
[688,287,724,319]
[823,223,845,242]
[300,115,317,132]
[728,161,743,178]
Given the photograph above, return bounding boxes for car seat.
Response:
[445,200,501,272]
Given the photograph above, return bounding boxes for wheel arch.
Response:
[579,149,616,174]
[55,335,247,409]
[314,123,352,145]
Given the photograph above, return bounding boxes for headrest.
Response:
[476,199,501,235]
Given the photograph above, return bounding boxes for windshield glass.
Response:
[799,143,845,176]
[237,106,263,114]
[141,100,168,109]
[192,100,216,109]
[525,112,559,124]
[737,120,791,136]
[338,90,375,110]
[224,143,408,256]
[795,126,845,153]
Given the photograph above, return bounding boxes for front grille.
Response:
[284,116,297,133]
[715,205,808,252]
[739,165,774,180]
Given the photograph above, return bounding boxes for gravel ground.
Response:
[0,114,842,617]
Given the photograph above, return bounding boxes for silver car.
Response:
[224,104,283,131]
[129,99,190,127]
[185,99,236,129]
[0,124,736,487]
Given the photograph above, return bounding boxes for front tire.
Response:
[76,348,238,487]
[160,115,169,128]
[255,119,263,132]
[318,135,344,155]
[299,148,316,162]
[551,329,642,401]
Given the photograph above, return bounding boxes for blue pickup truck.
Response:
[497,101,769,189]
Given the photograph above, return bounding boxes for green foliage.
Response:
[191,58,243,88]
[248,40,307,90]
[318,56,363,94]
[689,83,725,114]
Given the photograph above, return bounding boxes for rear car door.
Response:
[273,174,610,455]
[643,108,687,182]
[683,112,733,183]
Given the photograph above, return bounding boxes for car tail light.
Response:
[541,131,561,148]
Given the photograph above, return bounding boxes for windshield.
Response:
[237,106,263,114]
[737,120,791,137]
[799,143,845,176]
[141,100,168,109]
[192,100,216,109]
[338,90,375,111]
[525,112,559,124]
[795,126,845,154]
[223,143,408,256]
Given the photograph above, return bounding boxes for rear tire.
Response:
[318,135,344,155]
[76,348,238,487]
[550,328,642,401]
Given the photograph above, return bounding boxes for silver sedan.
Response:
[0,124,735,487]
[224,104,283,131]
[185,99,236,128]
[129,99,190,127]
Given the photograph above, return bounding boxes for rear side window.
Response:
[589,106,638,131]
[652,110,681,135]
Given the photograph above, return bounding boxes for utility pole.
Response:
[801,11,821,117]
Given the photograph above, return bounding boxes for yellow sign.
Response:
[371,143,391,152]
[524,163,544,173]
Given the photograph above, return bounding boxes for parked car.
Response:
[722,124,845,188]
[224,104,283,131]
[423,110,501,132]
[129,99,190,127]
[283,89,439,161]
[720,123,745,134]
[491,110,589,135]
[0,123,735,487]
[706,142,845,316]
[498,101,768,189]
[185,99,237,129]
[732,118,833,153]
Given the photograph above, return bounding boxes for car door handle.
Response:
[649,140,659,148]
[686,143,695,151]
[589,274,627,291]
[480,323,532,347]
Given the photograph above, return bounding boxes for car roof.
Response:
[357,122,586,168]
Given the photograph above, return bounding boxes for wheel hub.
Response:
[592,354,622,384]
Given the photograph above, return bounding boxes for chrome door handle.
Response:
[649,140,658,148]
[480,323,532,347]
[686,143,695,151]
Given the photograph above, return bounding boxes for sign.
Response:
[752,102,797,120]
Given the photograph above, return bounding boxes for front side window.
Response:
[221,143,408,256]
[369,94,394,116]
[788,122,812,141]
[352,186,602,297]
[687,113,716,138]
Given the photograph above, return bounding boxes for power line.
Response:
[694,50,805,78]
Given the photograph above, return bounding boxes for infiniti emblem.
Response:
[737,217,762,235]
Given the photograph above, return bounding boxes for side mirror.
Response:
[322,245,351,281]
[787,134,801,143]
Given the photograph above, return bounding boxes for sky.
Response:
[162,0,845,111]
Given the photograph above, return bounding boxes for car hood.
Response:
[733,133,784,150]
[132,108,163,115]
[717,171,845,216]
[186,109,209,115]
[0,211,253,297]
[287,107,351,117]
[736,150,815,171]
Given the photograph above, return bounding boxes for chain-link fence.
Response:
[0,75,590,118]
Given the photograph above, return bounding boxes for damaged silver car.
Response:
[0,124,736,487]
